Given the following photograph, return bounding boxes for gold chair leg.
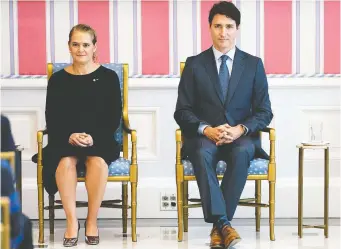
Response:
[1,197,10,249]
[183,181,189,232]
[49,195,55,235]
[269,181,275,241]
[122,183,128,234]
[324,148,329,238]
[255,180,261,232]
[38,182,44,243]
[131,182,137,242]
[176,179,184,242]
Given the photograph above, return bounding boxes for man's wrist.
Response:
[203,126,211,136]
[238,124,246,136]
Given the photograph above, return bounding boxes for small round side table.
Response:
[296,143,329,238]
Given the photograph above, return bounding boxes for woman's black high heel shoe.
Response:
[63,221,80,247]
[84,221,100,245]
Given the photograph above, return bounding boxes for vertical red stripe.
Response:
[201,1,216,51]
[264,1,292,74]
[18,0,46,74]
[141,1,169,74]
[324,1,340,74]
[201,1,232,51]
[78,0,110,63]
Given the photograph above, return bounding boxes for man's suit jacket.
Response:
[174,47,273,159]
[1,115,16,152]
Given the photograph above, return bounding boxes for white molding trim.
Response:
[127,106,160,162]
[1,107,43,161]
[1,78,340,90]
[299,106,341,111]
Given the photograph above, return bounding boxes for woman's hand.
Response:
[69,133,93,147]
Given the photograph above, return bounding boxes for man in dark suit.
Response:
[174,2,273,248]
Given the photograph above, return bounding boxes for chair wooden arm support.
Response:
[123,110,133,133]
[37,129,48,143]
[175,129,183,165]
[38,129,48,137]
[122,115,137,175]
[260,127,276,180]
[175,129,183,142]
[123,120,134,134]
[260,127,276,141]
[129,130,138,181]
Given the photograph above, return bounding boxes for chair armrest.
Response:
[37,129,48,143]
[36,129,47,177]
[260,127,276,181]
[123,121,133,134]
[122,110,134,134]
[129,129,137,166]
[175,129,182,165]
[260,127,276,141]
[176,129,182,142]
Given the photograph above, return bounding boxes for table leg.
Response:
[298,148,304,238]
[324,147,329,238]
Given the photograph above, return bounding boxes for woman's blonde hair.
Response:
[68,24,98,62]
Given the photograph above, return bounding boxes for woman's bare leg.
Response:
[85,156,108,235]
[55,156,78,238]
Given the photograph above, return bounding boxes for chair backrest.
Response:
[0,197,10,249]
[47,63,128,149]
[180,62,185,75]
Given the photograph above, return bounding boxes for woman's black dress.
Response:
[41,65,122,194]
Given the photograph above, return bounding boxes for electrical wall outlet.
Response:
[160,192,177,211]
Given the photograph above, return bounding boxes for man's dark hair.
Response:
[209,1,241,27]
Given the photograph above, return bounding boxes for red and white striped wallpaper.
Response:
[1,0,340,76]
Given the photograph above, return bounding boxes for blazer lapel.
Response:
[225,48,245,107]
[203,47,224,106]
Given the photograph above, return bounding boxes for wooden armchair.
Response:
[175,62,276,242]
[36,63,138,243]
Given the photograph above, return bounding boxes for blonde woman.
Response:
[45,24,122,246]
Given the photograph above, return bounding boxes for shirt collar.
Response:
[212,45,236,62]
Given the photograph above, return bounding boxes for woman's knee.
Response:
[57,156,77,171]
[85,156,107,169]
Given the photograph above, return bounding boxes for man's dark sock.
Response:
[214,215,231,233]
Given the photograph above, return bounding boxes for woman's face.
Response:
[69,31,97,64]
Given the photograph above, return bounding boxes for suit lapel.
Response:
[225,48,245,107]
[203,47,224,106]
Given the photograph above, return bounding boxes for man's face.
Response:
[209,14,239,53]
